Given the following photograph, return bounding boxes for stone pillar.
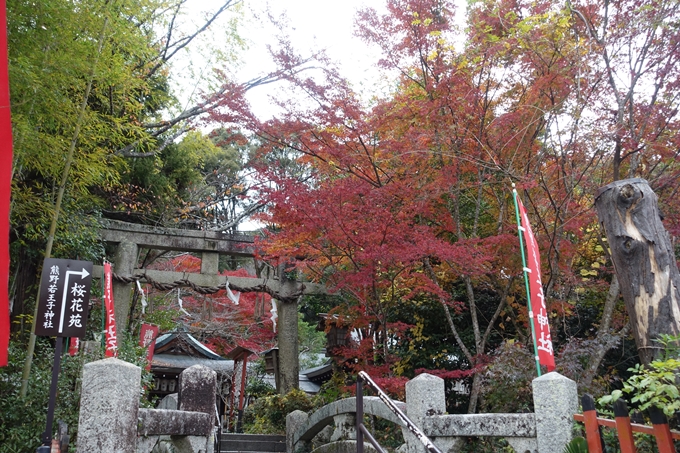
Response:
[405,373,450,453]
[178,365,217,426]
[201,252,219,274]
[277,261,300,394]
[113,241,138,333]
[277,298,299,394]
[532,372,578,453]
[286,410,309,453]
[178,365,217,453]
[77,358,141,453]
[330,413,356,441]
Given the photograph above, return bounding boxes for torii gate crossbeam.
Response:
[98,219,326,394]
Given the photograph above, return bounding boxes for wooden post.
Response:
[595,178,680,364]
[581,394,605,453]
[236,351,248,432]
[613,399,636,453]
[649,407,675,453]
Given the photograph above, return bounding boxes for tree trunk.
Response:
[595,178,680,364]
[467,372,482,413]
[580,275,624,388]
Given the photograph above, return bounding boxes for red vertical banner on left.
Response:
[104,262,118,357]
[0,0,14,367]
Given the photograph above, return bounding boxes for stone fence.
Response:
[287,372,578,453]
[77,357,217,453]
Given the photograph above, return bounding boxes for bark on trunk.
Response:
[595,178,680,364]
[580,275,623,388]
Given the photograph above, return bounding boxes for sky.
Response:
[170,1,391,230]
[176,0,389,120]
[241,0,387,115]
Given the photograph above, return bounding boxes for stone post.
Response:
[77,358,141,453]
[405,373,457,453]
[286,410,309,453]
[178,365,217,426]
[532,372,578,453]
[330,413,356,441]
[277,297,299,393]
[177,365,217,453]
[113,241,138,333]
[277,262,300,394]
[201,252,219,275]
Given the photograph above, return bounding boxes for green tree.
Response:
[7,0,260,398]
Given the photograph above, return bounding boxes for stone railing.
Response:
[77,358,217,453]
[287,372,578,453]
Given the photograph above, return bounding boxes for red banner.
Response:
[138,323,158,370]
[517,195,555,372]
[68,337,80,356]
[0,0,13,367]
[103,262,118,357]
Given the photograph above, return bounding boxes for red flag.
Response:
[138,323,158,371]
[103,262,118,357]
[517,195,555,372]
[0,0,13,367]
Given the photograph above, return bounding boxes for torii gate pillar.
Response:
[112,241,138,333]
[277,262,301,394]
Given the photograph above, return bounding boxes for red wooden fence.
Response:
[573,394,679,453]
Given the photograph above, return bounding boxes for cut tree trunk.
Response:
[595,178,680,364]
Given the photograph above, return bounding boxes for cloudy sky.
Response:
[240,0,390,117]
[177,0,387,118]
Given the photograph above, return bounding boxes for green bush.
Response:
[480,341,536,413]
[0,339,56,453]
[243,388,315,434]
[599,334,680,418]
[313,371,351,407]
[0,335,153,453]
[245,376,277,398]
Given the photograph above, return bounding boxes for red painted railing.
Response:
[574,394,679,453]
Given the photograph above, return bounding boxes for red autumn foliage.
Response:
[145,255,276,356]
[208,0,680,411]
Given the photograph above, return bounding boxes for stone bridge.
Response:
[287,372,578,453]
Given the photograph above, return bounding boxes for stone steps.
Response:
[219,433,286,453]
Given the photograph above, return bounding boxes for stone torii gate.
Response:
[97,219,325,393]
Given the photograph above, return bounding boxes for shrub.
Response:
[599,334,680,419]
[480,341,536,413]
[0,335,153,452]
[243,388,315,434]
